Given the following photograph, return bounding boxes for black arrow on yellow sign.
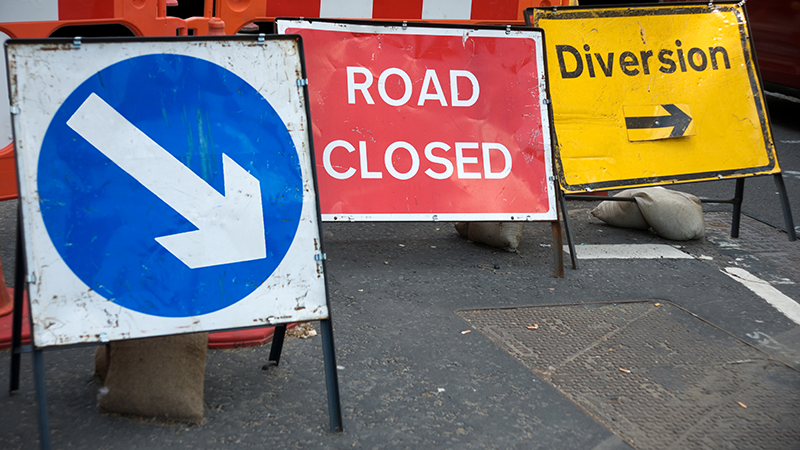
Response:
[624,104,693,138]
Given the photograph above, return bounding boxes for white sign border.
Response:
[8,37,329,347]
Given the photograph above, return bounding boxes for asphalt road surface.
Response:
[0,92,798,449]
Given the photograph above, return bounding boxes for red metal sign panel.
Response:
[278,20,556,221]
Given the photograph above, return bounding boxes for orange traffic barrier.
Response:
[0,0,212,201]
[0,0,193,39]
[216,0,575,34]
[0,258,11,317]
[0,143,16,202]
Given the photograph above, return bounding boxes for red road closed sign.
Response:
[278,20,556,221]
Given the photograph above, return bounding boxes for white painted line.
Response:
[562,244,693,259]
[4,0,59,22]
[765,91,800,104]
[320,0,373,18]
[422,0,472,20]
[723,267,800,326]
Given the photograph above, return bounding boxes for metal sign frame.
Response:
[526,2,779,192]
[526,2,795,243]
[6,35,343,447]
[8,36,331,347]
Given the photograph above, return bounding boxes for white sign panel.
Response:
[7,37,328,347]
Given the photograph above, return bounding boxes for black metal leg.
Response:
[773,173,797,241]
[267,324,286,367]
[731,178,745,238]
[10,203,26,393]
[559,187,578,270]
[33,349,51,450]
[551,222,564,278]
[319,318,343,432]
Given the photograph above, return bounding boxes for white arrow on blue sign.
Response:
[66,92,267,269]
[36,53,303,318]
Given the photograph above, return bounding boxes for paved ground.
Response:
[2,201,799,449]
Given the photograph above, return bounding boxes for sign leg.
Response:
[773,173,797,241]
[551,222,564,278]
[266,324,287,367]
[731,178,745,238]
[10,204,26,393]
[559,188,578,270]
[33,349,52,450]
[319,318,343,432]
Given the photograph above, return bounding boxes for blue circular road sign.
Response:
[38,54,303,318]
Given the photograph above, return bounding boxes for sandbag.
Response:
[590,188,650,230]
[454,221,525,252]
[591,187,704,240]
[454,222,470,238]
[97,333,208,424]
[633,188,705,240]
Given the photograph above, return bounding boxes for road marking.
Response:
[765,91,800,104]
[563,244,693,259]
[723,267,800,326]
[566,244,800,325]
[67,93,266,269]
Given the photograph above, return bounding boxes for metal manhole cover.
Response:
[457,301,800,449]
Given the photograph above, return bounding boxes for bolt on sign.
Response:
[528,2,780,193]
[276,19,557,222]
[7,37,329,347]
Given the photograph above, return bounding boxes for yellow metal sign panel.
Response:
[531,3,779,192]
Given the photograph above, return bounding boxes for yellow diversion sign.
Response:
[529,3,780,192]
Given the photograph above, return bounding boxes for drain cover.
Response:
[457,301,800,449]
